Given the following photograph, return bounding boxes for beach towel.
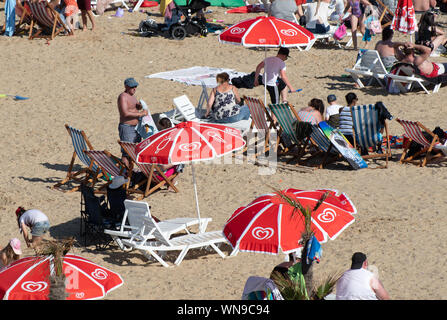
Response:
[146,66,247,88]
[4,0,16,37]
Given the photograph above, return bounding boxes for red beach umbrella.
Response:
[391,0,416,35]
[218,15,315,48]
[223,189,357,255]
[136,121,246,228]
[0,254,124,300]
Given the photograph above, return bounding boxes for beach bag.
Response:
[369,19,382,34]
[333,23,347,40]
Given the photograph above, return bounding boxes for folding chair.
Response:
[104,199,211,251]
[345,49,389,88]
[396,119,447,167]
[27,0,72,40]
[386,63,442,94]
[350,104,391,168]
[243,96,280,156]
[122,215,227,267]
[306,124,341,168]
[373,0,394,27]
[83,150,127,193]
[118,140,179,199]
[52,124,101,193]
[15,0,32,35]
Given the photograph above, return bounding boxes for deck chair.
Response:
[121,215,227,267]
[243,96,280,156]
[15,0,32,35]
[104,199,211,251]
[52,124,100,192]
[396,119,447,167]
[372,0,394,28]
[268,103,311,162]
[386,63,442,94]
[345,49,389,88]
[306,124,341,168]
[83,150,127,192]
[171,95,252,136]
[118,141,179,199]
[350,104,391,168]
[196,81,209,115]
[27,0,72,40]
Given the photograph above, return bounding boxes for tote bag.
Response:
[333,23,347,40]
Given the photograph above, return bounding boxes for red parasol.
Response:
[223,189,357,255]
[0,254,124,300]
[391,0,417,34]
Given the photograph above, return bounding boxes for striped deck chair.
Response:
[28,0,72,40]
[396,119,447,167]
[268,103,310,162]
[83,150,127,192]
[307,124,340,168]
[243,96,280,156]
[118,141,179,199]
[15,0,32,35]
[351,104,391,168]
[52,124,100,192]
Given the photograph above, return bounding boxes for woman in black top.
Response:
[416,11,447,53]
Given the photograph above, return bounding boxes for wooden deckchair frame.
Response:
[396,119,447,167]
[28,0,72,40]
[52,124,101,193]
[118,140,179,200]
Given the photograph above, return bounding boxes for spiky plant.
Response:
[270,187,331,298]
[311,272,342,300]
[35,238,75,300]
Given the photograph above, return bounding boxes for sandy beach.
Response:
[1,4,447,300]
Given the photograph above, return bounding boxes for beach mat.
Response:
[226,4,266,13]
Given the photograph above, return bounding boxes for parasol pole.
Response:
[264,47,267,107]
[190,162,202,231]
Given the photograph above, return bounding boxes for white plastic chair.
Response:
[344,49,389,88]
[104,199,211,251]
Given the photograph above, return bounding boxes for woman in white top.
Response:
[15,207,50,249]
[305,0,331,34]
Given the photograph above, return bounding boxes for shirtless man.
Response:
[399,42,447,78]
[374,27,403,70]
[118,77,148,168]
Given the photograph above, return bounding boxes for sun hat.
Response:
[9,238,22,255]
[327,94,337,103]
[278,47,291,58]
[351,252,367,269]
[124,77,138,88]
[109,176,128,189]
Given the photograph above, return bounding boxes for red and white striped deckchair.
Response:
[396,119,446,167]
[243,96,280,156]
[27,0,72,40]
[118,140,179,199]
[83,150,128,192]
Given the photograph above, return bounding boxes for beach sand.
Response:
[1,5,447,300]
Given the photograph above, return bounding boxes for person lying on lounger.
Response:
[398,42,447,78]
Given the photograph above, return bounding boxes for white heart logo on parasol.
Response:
[280,29,298,37]
[230,27,245,34]
[252,227,274,240]
[317,208,337,223]
[179,142,201,152]
[207,131,226,143]
[91,269,108,280]
[75,292,85,299]
[21,281,48,293]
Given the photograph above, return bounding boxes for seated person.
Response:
[329,0,345,22]
[413,0,437,13]
[339,92,358,145]
[205,72,250,123]
[304,0,331,34]
[375,27,400,71]
[415,11,447,53]
[268,0,299,23]
[398,42,447,78]
[298,98,325,124]
[325,94,342,128]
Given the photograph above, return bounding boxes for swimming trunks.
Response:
[421,62,446,78]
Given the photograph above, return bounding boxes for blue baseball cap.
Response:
[124,77,139,88]
[327,94,337,103]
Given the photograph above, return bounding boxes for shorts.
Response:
[119,123,141,157]
[262,78,287,105]
[295,0,306,5]
[77,0,91,11]
[31,221,50,237]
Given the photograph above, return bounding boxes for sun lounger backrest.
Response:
[84,150,122,177]
[396,119,431,147]
[245,97,269,132]
[142,216,171,246]
[66,125,98,172]
[118,141,153,178]
[124,200,151,232]
[173,95,199,122]
[356,50,387,74]
[351,104,382,148]
[268,103,300,145]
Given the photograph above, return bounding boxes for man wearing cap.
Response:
[118,77,148,168]
[254,47,295,105]
[336,252,390,300]
[325,94,342,128]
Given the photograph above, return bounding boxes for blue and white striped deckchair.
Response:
[350,104,391,168]
[84,150,127,192]
[52,124,101,192]
[308,124,340,168]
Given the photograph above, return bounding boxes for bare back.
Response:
[118,91,139,125]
